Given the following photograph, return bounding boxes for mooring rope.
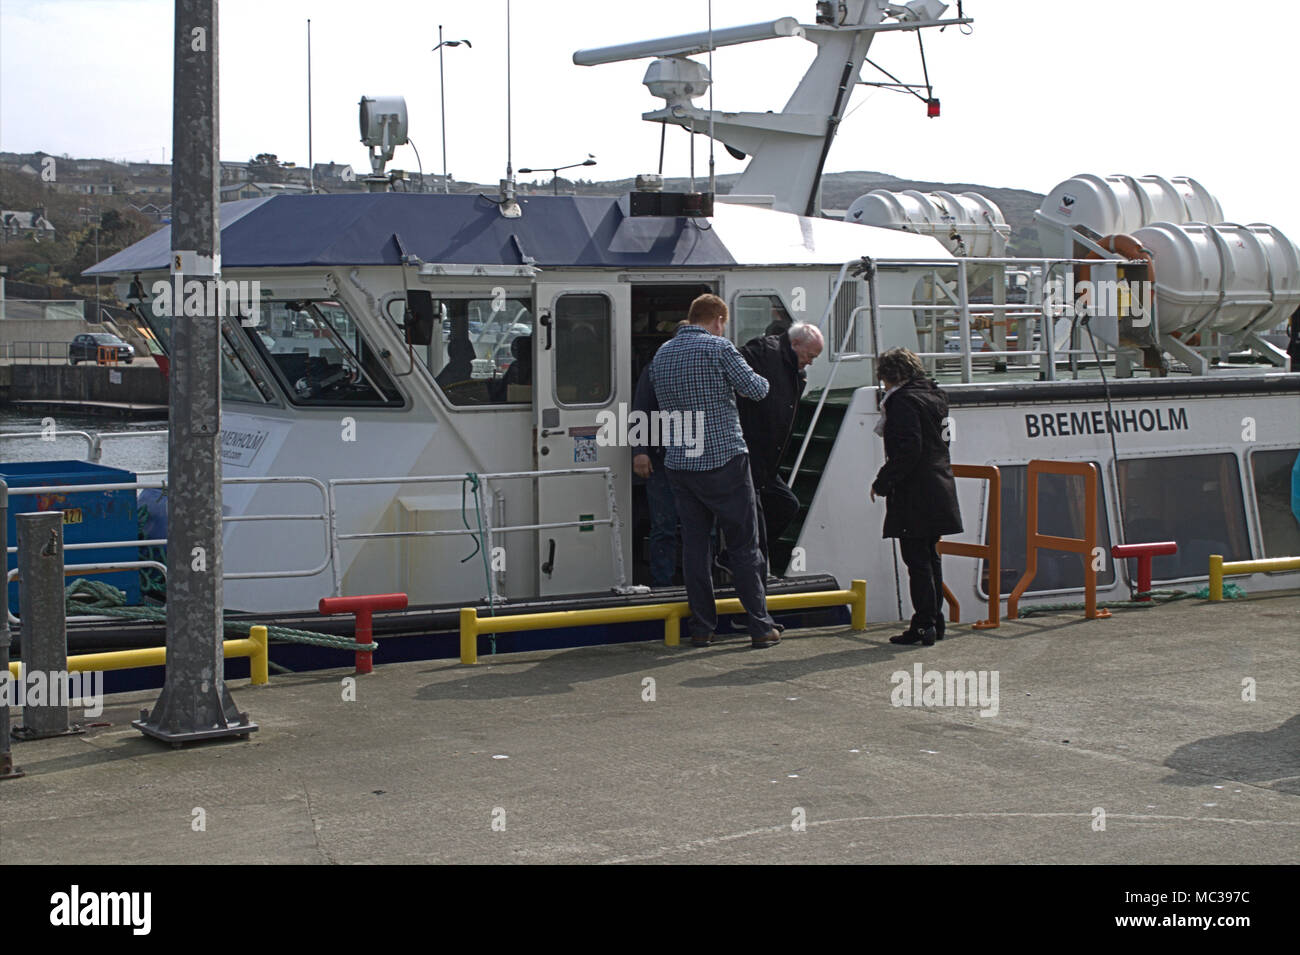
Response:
[61,579,377,653]
[1015,583,1246,617]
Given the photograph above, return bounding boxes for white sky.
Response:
[2,0,1298,237]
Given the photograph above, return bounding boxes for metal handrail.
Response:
[790,251,1148,488]
[7,560,168,625]
[4,475,333,583]
[0,428,170,465]
[0,431,96,459]
[92,430,168,463]
[326,467,627,597]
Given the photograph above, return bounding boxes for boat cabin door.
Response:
[532,280,631,595]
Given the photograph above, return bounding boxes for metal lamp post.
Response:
[433,27,471,194]
[518,157,597,196]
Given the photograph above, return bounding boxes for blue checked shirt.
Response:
[650,324,769,471]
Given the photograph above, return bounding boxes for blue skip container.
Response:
[1,460,142,611]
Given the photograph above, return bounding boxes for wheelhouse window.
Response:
[733,293,793,346]
[1249,448,1300,559]
[398,294,535,407]
[245,300,402,407]
[1117,453,1251,580]
[981,463,1115,596]
[554,294,612,406]
[220,325,271,404]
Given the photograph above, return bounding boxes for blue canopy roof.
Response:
[86,193,737,275]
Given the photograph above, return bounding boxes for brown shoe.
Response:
[751,629,782,649]
[691,633,715,647]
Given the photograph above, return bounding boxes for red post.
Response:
[1110,542,1179,602]
[318,593,408,674]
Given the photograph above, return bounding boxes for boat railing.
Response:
[790,253,1150,486]
[3,475,333,614]
[6,560,168,626]
[0,454,629,604]
[0,429,168,469]
[325,466,627,598]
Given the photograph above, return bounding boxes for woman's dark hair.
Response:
[877,347,926,385]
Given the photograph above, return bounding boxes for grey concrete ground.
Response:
[2,591,1297,864]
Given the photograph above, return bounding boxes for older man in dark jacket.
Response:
[870,347,963,646]
[737,322,824,575]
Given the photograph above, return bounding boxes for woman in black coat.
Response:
[870,348,963,646]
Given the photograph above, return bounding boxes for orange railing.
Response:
[938,464,1002,629]
[1006,460,1111,621]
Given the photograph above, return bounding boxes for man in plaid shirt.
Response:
[650,294,783,649]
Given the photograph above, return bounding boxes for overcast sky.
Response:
[2,0,1298,237]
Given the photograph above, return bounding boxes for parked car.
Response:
[68,333,135,365]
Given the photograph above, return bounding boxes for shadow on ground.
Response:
[1163,713,1300,793]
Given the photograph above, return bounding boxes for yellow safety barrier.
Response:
[1208,555,1300,601]
[7,626,269,685]
[458,580,867,664]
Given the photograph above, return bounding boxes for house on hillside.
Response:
[129,202,172,224]
[220,181,312,202]
[220,161,251,184]
[1,209,56,240]
[311,162,357,189]
[52,179,115,196]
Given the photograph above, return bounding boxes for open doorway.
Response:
[629,282,714,587]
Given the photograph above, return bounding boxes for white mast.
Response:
[574,1,967,216]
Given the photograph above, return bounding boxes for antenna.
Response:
[307,19,314,193]
[506,0,513,181]
[707,0,715,196]
[497,0,520,217]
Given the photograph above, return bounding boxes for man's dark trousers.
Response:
[667,453,777,640]
[753,472,800,575]
[898,535,946,637]
[645,465,679,586]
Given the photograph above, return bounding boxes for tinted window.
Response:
[220,327,269,404]
[1250,448,1300,559]
[982,463,1114,595]
[554,294,612,405]
[1116,453,1250,580]
[426,296,535,407]
[246,300,402,407]
[733,293,792,346]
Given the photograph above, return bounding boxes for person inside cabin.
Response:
[490,334,532,402]
[436,336,477,395]
[650,294,781,649]
[504,334,532,386]
[632,320,689,587]
[732,322,825,578]
[870,347,963,647]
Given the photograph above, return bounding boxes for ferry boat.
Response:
[31,0,1300,662]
